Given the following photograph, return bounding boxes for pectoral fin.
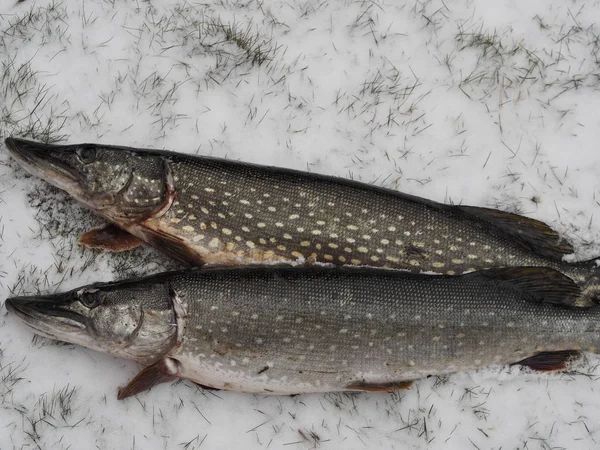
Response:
[514,350,581,372]
[136,224,204,265]
[79,224,144,251]
[345,380,414,392]
[117,357,182,400]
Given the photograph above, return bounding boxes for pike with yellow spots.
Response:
[4,266,595,398]
[5,137,600,305]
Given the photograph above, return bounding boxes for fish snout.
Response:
[5,295,41,316]
[4,297,18,314]
[5,293,88,329]
[5,137,53,165]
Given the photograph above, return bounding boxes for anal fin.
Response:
[117,357,181,400]
[79,224,144,251]
[345,380,414,392]
[514,350,581,372]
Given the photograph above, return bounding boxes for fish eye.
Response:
[79,291,101,309]
[76,146,97,164]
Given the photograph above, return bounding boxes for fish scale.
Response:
[5,266,598,396]
[155,155,595,284]
[5,138,600,306]
[163,157,550,271]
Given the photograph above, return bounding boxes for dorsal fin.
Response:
[455,205,573,260]
[471,267,586,307]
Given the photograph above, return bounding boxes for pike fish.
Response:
[4,266,597,398]
[5,138,600,306]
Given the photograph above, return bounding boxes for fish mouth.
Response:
[5,137,84,197]
[5,295,87,339]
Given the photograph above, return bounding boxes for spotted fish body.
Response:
[4,266,598,396]
[154,157,575,271]
[171,267,595,394]
[5,138,600,305]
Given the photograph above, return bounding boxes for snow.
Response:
[1,0,600,448]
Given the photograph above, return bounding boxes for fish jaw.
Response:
[5,280,179,365]
[5,137,88,202]
[5,295,88,340]
[4,293,115,360]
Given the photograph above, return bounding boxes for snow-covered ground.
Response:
[1,0,600,448]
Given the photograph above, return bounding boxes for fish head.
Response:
[5,137,174,225]
[5,278,178,364]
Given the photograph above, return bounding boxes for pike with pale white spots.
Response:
[5,137,600,306]
[4,265,597,398]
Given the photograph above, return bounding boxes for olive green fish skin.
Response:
[164,155,566,270]
[5,138,600,304]
[172,268,598,393]
[5,267,600,394]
